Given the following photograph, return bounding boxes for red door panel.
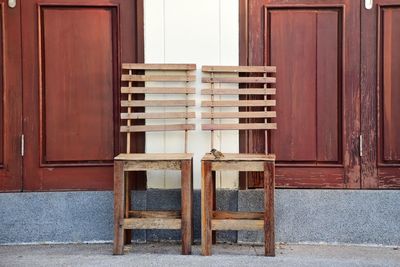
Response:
[22,0,143,191]
[362,0,400,188]
[243,0,360,188]
[0,1,23,192]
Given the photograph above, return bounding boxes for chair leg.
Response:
[181,160,192,255]
[113,161,125,255]
[191,159,195,245]
[264,161,275,256]
[211,171,217,244]
[124,173,132,245]
[201,161,213,256]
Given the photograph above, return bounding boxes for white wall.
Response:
[144,0,239,189]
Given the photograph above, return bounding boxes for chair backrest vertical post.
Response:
[210,71,215,149]
[126,69,132,154]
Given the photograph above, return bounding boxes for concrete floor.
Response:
[0,243,399,267]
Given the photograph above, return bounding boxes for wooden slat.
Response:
[202,123,277,131]
[212,211,263,220]
[123,160,182,171]
[129,210,181,219]
[181,160,193,255]
[122,63,196,70]
[121,87,196,94]
[202,153,275,161]
[201,88,276,95]
[202,100,276,107]
[122,74,195,82]
[202,65,276,73]
[123,218,181,230]
[211,219,264,231]
[202,76,275,84]
[121,112,196,119]
[211,161,265,171]
[121,124,195,132]
[202,111,276,119]
[121,100,195,107]
[115,153,193,161]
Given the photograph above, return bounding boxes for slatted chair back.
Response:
[201,65,277,153]
[121,63,196,153]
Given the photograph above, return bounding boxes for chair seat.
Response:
[202,153,275,161]
[115,153,193,161]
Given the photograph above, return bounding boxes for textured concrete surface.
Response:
[0,190,399,246]
[0,192,114,244]
[1,243,399,267]
[238,190,400,245]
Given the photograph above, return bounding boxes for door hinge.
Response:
[359,135,363,157]
[21,134,24,157]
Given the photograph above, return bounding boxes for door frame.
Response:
[19,0,145,191]
[361,0,400,189]
[0,0,23,192]
[238,0,361,189]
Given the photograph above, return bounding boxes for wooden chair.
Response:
[114,63,196,255]
[200,65,277,256]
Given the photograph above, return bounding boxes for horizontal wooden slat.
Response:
[129,210,181,219]
[202,153,275,161]
[211,219,264,231]
[202,111,276,119]
[202,77,275,84]
[123,160,182,171]
[122,63,196,70]
[201,88,276,95]
[122,74,195,82]
[115,153,193,161]
[202,65,276,73]
[202,123,277,131]
[121,112,196,119]
[202,100,275,107]
[121,124,195,132]
[121,100,195,107]
[212,211,264,220]
[121,87,196,94]
[211,161,265,171]
[123,218,181,230]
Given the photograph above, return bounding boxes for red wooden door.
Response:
[242,0,361,188]
[0,1,23,192]
[22,0,143,191]
[361,0,400,188]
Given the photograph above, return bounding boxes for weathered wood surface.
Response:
[202,111,276,119]
[121,124,195,133]
[123,218,181,230]
[212,211,263,220]
[202,153,275,161]
[202,65,276,73]
[181,160,193,255]
[211,219,264,231]
[123,63,196,70]
[201,161,212,256]
[115,153,193,161]
[129,210,181,218]
[202,123,276,131]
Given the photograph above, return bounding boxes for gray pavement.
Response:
[0,243,399,267]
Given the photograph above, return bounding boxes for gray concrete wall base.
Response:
[0,190,399,246]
